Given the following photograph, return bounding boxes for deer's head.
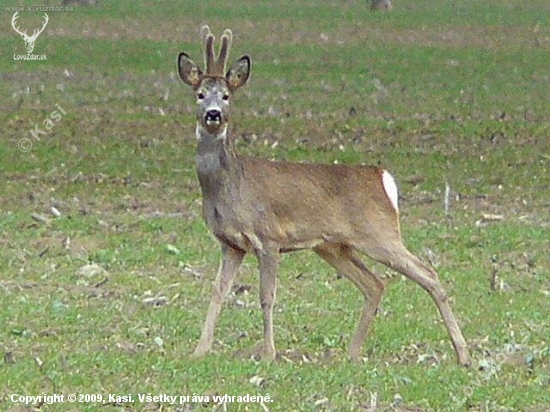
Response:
[11,12,49,54]
[177,25,250,136]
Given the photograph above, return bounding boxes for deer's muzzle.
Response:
[205,109,222,126]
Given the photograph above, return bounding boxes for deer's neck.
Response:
[195,125,241,199]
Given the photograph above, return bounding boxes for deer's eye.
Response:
[197,92,205,100]
[222,94,230,101]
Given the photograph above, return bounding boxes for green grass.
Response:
[1,0,549,411]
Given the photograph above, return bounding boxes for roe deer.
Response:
[371,0,393,11]
[177,25,470,366]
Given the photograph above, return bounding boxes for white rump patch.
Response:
[382,170,399,212]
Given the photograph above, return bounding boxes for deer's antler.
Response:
[200,25,215,74]
[11,11,27,37]
[30,13,49,40]
[216,29,232,75]
[11,12,48,40]
[200,25,233,77]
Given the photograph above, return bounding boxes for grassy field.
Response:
[1,0,549,411]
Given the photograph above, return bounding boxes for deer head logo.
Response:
[11,11,49,54]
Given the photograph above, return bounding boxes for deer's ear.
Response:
[226,55,250,91]
[178,53,203,88]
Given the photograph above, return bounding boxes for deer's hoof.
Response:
[191,345,211,359]
[260,346,276,362]
[458,353,472,368]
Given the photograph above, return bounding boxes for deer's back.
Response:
[203,156,401,253]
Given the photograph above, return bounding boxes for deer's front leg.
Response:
[257,245,279,361]
[193,243,245,358]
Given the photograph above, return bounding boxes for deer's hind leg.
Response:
[357,239,471,366]
[314,243,385,361]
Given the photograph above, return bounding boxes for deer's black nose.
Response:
[205,109,222,122]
